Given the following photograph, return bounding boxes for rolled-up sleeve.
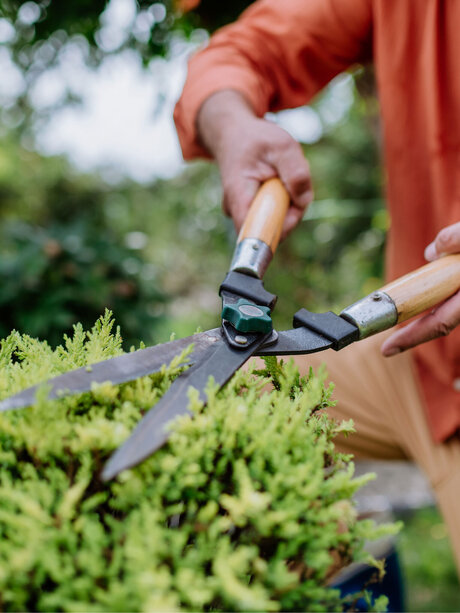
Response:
[174,0,373,159]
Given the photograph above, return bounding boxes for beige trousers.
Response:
[285,332,460,576]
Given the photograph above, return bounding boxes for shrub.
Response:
[0,313,397,611]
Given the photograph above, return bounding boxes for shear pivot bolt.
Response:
[238,304,264,317]
[221,298,272,333]
[234,335,248,345]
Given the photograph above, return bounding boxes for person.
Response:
[174,0,460,576]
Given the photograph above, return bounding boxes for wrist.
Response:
[197,90,256,158]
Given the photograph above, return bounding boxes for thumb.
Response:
[222,177,267,232]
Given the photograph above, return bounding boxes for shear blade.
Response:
[0,329,222,412]
[255,327,333,356]
[0,325,334,414]
[101,332,270,480]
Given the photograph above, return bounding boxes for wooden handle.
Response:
[238,178,290,254]
[381,254,460,323]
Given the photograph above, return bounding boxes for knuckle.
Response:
[435,225,460,252]
[296,191,314,209]
[275,130,295,150]
[284,169,313,206]
[261,137,291,161]
[434,319,453,337]
[437,228,452,248]
[289,171,311,193]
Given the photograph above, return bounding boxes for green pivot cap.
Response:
[221,298,272,334]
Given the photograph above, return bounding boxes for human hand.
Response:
[197,90,313,240]
[381,222,460,357]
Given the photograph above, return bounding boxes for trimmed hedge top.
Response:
[0,312,396,611]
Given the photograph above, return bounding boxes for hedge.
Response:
[0,311,398,611]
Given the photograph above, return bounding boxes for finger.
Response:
[267,139,313,235]
[381,291,460,356]
[281,206,307,240]
[222,157,283,232]
[222,177,261,231]
[425,221,460,261]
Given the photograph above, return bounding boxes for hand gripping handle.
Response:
[341,254,460,338]
[381,254,460,323]
[230,178,290,279]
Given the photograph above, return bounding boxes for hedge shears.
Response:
[2,179,460,480]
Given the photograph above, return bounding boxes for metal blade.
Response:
[254,327,333,356]
[0,329,222,412]
[101,333,269,480]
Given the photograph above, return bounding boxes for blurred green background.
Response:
[0,0,458,609]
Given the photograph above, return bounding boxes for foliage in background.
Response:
[0,0,251,70]
[0,0,256,138]
[0,219,165,348]
[0,314,398,611]
[398,508,460,612]
[176,0,253,31]
[0,139,166,348]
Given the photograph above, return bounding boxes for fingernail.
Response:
[382,346,401,357]
[424,242,437,261]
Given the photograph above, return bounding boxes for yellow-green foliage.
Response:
[0,312,397,612]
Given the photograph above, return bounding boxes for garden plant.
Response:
[0,312,398,611]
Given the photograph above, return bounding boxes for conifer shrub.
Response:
[0,312,397,612]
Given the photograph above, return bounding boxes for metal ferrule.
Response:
[340,291,398,339]
[230,238,273,279]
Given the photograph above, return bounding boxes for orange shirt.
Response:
[174,0,460,443]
